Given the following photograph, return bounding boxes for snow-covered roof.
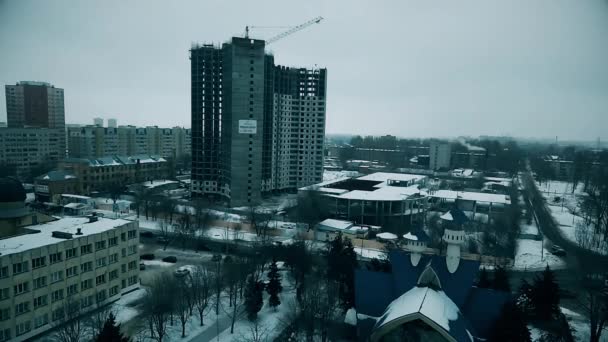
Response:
[61,194,91,200]
[372,287,472,342]
[331,185,427,201]
[358,172,426,183]
[142,180,179,189]
[318,218,353,231]
[376,232,398,240]
[0,217,133,257]
[63,202,87,209]
[430,190,510,205]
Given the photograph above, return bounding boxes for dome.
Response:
[0,177,27,203]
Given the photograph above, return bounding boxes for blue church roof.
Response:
[354,250,510,341]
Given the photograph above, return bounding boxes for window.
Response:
[121,264,127,273]
[15,321,30,336]
[81,295,94,309]
[108,237,118,247]
[66,247,77,259]
[0,267,8,279]
[33,276,47,289]
[0,328,11,342]
[96,274,106,285]
[109,285,119,297]
[32,256,46,269]
[109,253,119,264]
[128,260,137,270]
[51,289,64,303]
[81,261,93,273]
[121,248,126,257]
[96,257,107,268]
[67,284,78,296]
[14,282,29,295]
[34,313,49,328]
[109,269,119,281]
[128,230,137,239]
[12,261,28,275]
[95,240,106,250]
[33,295,47,309]
[128,275,138,286]
[128,245,137,255]
[0,288,8,301]
[0,308,9,321]
[15,301,29,316]
[121,232,126,241]
[96,290,106,303]
[81,279,93,291]
[50,270,63,283]
[80,244,92,255]
[66,266,78,278]
[52,308,64,321]
[49,252,62,264]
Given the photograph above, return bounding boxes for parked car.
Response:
[550,245,567,257]
[156,236,170,244]
[174,265,196,278]
[139,263,146,270]
[162,256,177,263]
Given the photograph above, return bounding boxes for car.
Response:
[139,263,146,270]
[140,231,155,238]
[156,236,170,244]
[211,254,222,262]
[174,265,196,278]
[550,245,567,257]
[162,256,177,263]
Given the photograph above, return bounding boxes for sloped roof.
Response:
[440,207,469,227]
[36,170,77,181]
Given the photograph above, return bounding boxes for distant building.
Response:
[56,155,169,193]
[190,37,327,206]
[0,178,140,341]
[5,81,65,129]
[93,117,104,127]
[0,128,65,179]
[300,172,428,228]
[0,122,6,128]
[429,142,451,171]
[34,170,80,203]
[67,125,190,160]
[107,118,117,128]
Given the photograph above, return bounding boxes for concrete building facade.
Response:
[429,142,452,171]
[0,128,65,179]
[67,125,190,160]
[190,37,327,206]
[5,81,65,129]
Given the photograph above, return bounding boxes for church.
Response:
[353,207,511,341]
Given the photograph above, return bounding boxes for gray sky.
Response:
[1,0,607,140]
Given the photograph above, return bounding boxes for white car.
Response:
[174,265,196,278]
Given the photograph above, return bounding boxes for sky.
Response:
[1,0,607,140]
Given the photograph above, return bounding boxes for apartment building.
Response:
[5,81,65,129]
[67,125,190,160]
[0,180,139,341]
[0,128,65,179]
[190,37,327,206]
[429,142,452,171]
[58,155,169,194]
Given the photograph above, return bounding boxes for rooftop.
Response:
[430,190,510,205]
[0,217,133,257]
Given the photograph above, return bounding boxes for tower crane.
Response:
[244,16,323,45]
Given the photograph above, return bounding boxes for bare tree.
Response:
[52,296,85,342]
[175,280,191,338]
[157,220,174,250]
[236,320,271,342]
[85,304,115,339]
[143,274,175,342]
[193,199,212,239]
[191,266,213,326]
[297,274,341,342]
[578,280,608,342]
[296,189,328,232]
[161,197,178,224]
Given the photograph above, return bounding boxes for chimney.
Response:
[76,228,83,235]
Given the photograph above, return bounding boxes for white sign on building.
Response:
[238,120,257,134]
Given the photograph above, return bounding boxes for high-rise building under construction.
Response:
[190,37,327,206]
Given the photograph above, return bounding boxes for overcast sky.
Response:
[1,0,607,140]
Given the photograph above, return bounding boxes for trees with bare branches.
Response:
[52,296,85,342]
[143,274,175,342]
[191,266,213,326]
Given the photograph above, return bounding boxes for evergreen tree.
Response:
[489,301,531,342]
[477,267,492,288]
[532,265,561,320]
[326,233,358,309]
[267,260,282,310]
[244,275,263,321]
[516,279,535,317]
[95,312,130,342]
[492,265,511,292]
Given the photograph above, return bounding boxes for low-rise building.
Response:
[34,171,80,203]
[0,178,140,341]
[57,155,169,194]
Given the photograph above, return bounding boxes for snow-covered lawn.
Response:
[512,238,566,271]
[547,204,608,255]
[112,288,148,324]
[561,306,608,342]
[141,259,175,267]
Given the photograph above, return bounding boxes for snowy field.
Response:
[355,247,387,260]
[512,238,566,271]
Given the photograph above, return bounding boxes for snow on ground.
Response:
[520,220,539,236]
[547,204,608,255]
[561,306,608,342]
[323,170,361,182]
[355,247,387,260]
[204,226,260,242]
[141,259,174,267]
[512,238,566,271]
[112,288,147,324]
